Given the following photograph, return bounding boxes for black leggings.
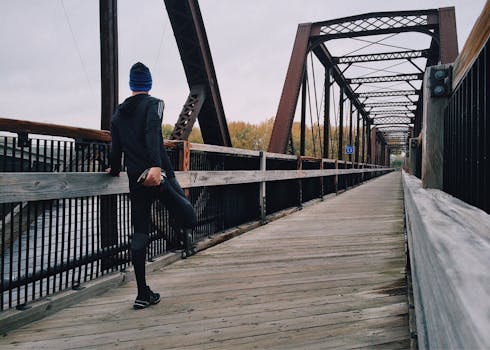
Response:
[130,177,197,235]
[129,177,196,295]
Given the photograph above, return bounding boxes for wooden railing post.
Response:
[259,151,267,224]
[178,141,191,197]
[422,64,453,189]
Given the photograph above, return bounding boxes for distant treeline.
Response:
[162,118,367,159]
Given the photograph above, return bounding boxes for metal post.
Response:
[354,113,360,167]
[361,116,365,163]
[300,70,307,156]
[348,101,353,163]
[324,68,331,159]
[259,151,267,223]
[100,0,118,131]
[338,88,344,160]
[99,0,118,271]
[366,120,371,164]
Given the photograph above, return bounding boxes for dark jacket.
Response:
[109,94,175,190]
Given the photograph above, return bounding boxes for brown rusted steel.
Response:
[269,8,457,156]
[338,88,344,161]
[164,0,231,146]
[170,85,206,141]
[99,0,118,131]
[0,118,111,142]
[323,68,331,158]
[300,71,307,156]
[268,23,312,154]
[438,7,459,64]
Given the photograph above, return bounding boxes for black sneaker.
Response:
[133,286,161,310]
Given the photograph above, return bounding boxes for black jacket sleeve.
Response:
[144,99,164,168]
[109,119,122,176]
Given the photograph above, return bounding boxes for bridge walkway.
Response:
[0,172,408,349]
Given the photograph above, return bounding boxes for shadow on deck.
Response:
[0,172,409,349]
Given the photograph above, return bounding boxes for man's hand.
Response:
[105,167,120,177]
[143,167,161,187]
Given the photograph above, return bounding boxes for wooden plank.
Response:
[452,1,490,88]
[190,142,260,157]
[0,172,129,203]
[403,172,490,349]
[0,172,408,349]
[0,169,392,203]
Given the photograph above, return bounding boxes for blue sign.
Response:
[345,145,354,155]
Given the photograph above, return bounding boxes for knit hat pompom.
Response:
[129,62,152,92]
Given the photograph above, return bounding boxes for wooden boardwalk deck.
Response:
[0,172,408,349]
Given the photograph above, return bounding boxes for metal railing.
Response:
[444,38,489,213]
[0,122,391,311]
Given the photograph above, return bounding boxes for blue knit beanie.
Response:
[129,62,152,92]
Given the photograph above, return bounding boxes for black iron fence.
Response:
[444,38,489,214]
[0,129,391,311]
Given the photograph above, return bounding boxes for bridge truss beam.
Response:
[334,50,430,64]
[268,7,458,157]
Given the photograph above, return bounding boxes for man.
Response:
[108,62,197,309]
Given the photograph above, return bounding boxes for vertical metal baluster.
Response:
[2,137,7,171]
[72,141,78,286]
[117,194,122,268]
[54,197,60,293]
[1,203,5,310]
[60,198,66,290]
[47,199,53,295]
[24,198,30,305]
[40,200,46,298]
[8,202,14,309]
[16,164,24,307]
[32,199,38,301]
[96,196,100,278]
[90,195,95,280]
[78,195,83,284]
[85,194,90,282]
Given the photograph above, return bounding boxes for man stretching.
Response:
[108,62,197,309]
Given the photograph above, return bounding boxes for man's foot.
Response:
[133,286,161,310]
[181,230,196,259]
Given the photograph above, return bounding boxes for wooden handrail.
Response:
[0,168,393,204]
[0,117,111,142]
[453,0,490,88]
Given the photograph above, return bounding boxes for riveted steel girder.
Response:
[334,50,430,64]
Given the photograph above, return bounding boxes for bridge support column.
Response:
[421,64,453,189]
[408,138,420,176]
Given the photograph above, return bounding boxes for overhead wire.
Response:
[154,2,169,69]
[310,53,323,156]
[60,0,96,103]
[306,60,317,157]
[351,36,414,52]
[344,33,399,56]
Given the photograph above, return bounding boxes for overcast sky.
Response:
[0,0,486,130]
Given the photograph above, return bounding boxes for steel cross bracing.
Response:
[347,73,423,84]
[356,90,418,98]
[372,117,414,125]
[269,7,458,158]
[368,109,415,116]
[334,50,430,64]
